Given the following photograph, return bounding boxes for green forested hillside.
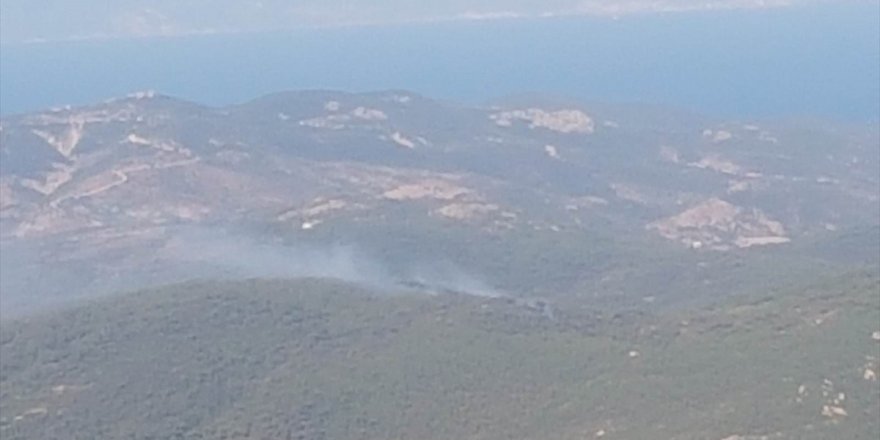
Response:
[2,273,878,440]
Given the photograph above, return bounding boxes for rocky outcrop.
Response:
[490,108,594,134]
[647,198,789,250]
[382,179,472,201]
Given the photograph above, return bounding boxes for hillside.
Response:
[1,273,878,440]
[1,90,877,315]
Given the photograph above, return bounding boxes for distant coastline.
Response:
[1,2,877,121]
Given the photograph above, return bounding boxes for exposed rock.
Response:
[490,108,594,134]
[734,236,791,248]
[169,204,210,221]
[689,155,744,176]
[351,107,388,121]
[821,404,847,418]
[758,131,779,144]
[435,203,499,220]
[301,199,349,217]
[299,116,348,130]
[727,179,758,194]
[301,220,321,230]
[714,130,733,143]
[647,198,789,250]
[124,134,192,155]
[383,179,471,201]
[126,133,151,145]
[126,90,157,100]
[299,106,387,129]
[383,94,412,104]
[390,131,416,149]
[277,198,354,222]
[14,407,48,421]
[703,129,733,143]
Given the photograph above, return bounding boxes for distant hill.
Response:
[1,273,878,439]
[1,90,878,315]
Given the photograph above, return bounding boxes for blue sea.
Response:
[1,2,878,121]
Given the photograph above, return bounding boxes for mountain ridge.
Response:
[1,89,877,314]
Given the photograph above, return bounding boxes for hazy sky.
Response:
[0,0,831,43]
